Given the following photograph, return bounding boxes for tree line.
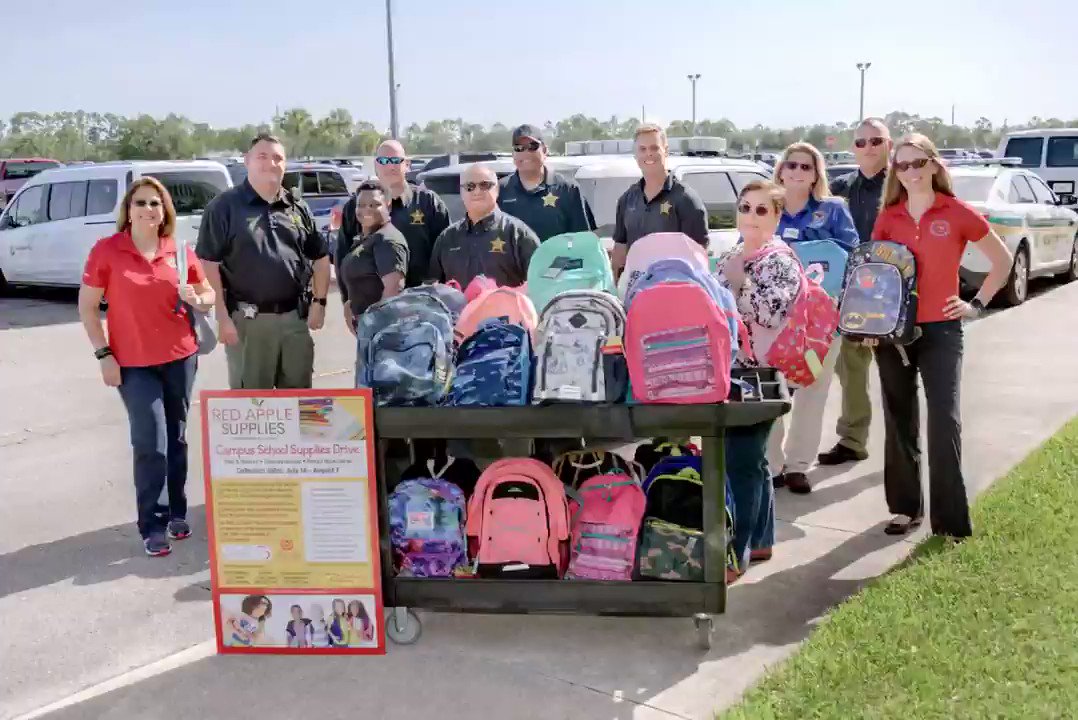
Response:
[0,107,1074,162]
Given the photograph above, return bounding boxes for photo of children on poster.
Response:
[220,593,379,650]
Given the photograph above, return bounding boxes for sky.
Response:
[2,0,1075,133]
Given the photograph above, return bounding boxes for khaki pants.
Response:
[768,339,841,475]
[834,337,874,455]
[225,310,314,390]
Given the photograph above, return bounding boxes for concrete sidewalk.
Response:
[17,282,1078,720]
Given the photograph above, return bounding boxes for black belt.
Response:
[237,298,300,314]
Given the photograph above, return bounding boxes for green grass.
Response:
[721,418,1078,720]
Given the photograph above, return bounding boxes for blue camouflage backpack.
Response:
[356,293,455,406]
[526,231,615,314]
[446,318,533,406]
[388,478,468,577]
[401,283,467,322]
[790,239,849,300]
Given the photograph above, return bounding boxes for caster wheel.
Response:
[693,613,713,651]
[385,608,422,645]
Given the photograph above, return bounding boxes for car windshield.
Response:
[4,160,61,180]
[144,170,229,215]
[950,175,996,203]
[576,175,636,235]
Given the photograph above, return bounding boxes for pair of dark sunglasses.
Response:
[133,199,162,208]
[375,156,406,166]
[461,181,497,192]
[895,157,932,172]
[783,160,814,172]
[738,202,771,217]
[513,141,542,153]
[854,136,887,149]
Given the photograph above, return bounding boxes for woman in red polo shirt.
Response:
[871,134,1012,539]
[78,177,215,557]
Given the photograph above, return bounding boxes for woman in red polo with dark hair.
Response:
[78,177,215,557]
[871,134,1012,540]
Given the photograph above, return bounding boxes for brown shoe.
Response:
[749,548,772,563]
[785,472,812,494]
[817,443,868,466]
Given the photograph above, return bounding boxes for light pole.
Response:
[386,0,399,139]
[687,73,701,134]
[856,62,871,121]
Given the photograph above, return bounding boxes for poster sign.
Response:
[200,389,384,655]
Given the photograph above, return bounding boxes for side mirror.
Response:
[0,213,13,230]
[1057,193,1076,207]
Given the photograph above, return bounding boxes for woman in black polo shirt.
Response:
[339,178,409,333]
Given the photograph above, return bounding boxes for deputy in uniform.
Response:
[428,163,540,288]
[497,124,594,241]
[197,133,331,390]
[611,123,709,277]
[335,139,450,291]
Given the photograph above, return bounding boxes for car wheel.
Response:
[0,268,8,296]
[1001,244,1029,306]
[1064,233,1078,283]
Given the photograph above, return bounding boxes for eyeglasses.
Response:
[854,137,887,149]
[461,181,497,192]
[133,199,163,208]
[894,158,932,173]
[513,141,542,153]
[375,156,406,166]
[783,160,814,172]
[737,202,771,217]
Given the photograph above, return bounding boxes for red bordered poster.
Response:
[200,388,384,655]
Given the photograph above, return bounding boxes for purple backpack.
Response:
[388,478,467,577]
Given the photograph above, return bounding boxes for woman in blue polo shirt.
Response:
[769,142,859,494]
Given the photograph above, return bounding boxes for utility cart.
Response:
[373,369,791,649]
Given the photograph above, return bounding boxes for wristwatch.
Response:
[970,298,986,315]
[94,346,113,360]
[312,297,327,307]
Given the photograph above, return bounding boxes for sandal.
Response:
[884,514,923,535]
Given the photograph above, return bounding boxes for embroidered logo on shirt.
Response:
[659,201,672,215]
[930,220,951,237]
[410,209,425,225]
[490,237,507,253]
[810,210,827,227]
[542,192,559,208]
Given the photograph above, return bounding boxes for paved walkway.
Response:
[6,280,1078,720]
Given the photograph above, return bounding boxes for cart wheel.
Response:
[693,613,713,651]
[385,607,422,645]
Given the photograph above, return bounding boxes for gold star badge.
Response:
[660,201,672,215]
[490,237,506,253]
[542,192,559,208]
[410,209,425,225]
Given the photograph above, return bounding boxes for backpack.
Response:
[553,449,632,489]
[564,472,647,581]
[790,239,849,300]
[838,240,919,344]
[401,283,467,322]
[617,232,710,301]
[446,318,532,407]
[388,478,467,578]
[356,293,455,406]
[624,282,734,404]
[633,439,699,475]
[465,458,571,578]
[532,290,627,404]
[526,231,615,315]
[752,244,840,388]
[455,286,539,344]
[399,455,482,499]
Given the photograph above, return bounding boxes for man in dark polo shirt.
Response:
[610,123,709,278]
[497,123,594,241]
[197,133,331,390]
[335,139,449,288]
[428,163,539,288]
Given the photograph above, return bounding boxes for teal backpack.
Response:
[526,231,615,314]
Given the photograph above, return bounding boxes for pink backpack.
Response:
[565,472,646,581]
[617,232,709,300]
[625,282,734,404]
[465,458,570,578]
[755,244,839,388]
[455,286,538,343]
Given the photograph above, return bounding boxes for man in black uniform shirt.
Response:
[196,133,331,390]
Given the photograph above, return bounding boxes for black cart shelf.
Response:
[373,369,791,646]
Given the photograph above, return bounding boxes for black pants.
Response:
[875,321,971,537]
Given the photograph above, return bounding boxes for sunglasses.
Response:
[375,156,406,166]
[133,199,163,208]
[513,141,542,153]
[737,202,771,217]
[783,160,814,172]
[854,137,887,149]
[461,181,497,192]
[894,157,932,173]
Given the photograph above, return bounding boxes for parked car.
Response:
[0,158,63,206]
[996,127,1078,211]
[309,157,365,192]
[947,159,1078,305]
[405,152,506,185]
[282,162,351,250]
[826,163,860,182]
[0,160,232,290]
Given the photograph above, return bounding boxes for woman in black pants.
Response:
[870,134,1012,538]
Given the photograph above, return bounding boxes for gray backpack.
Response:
[533,290,627,404]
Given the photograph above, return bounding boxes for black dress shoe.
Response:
[785,472,812,494]
[817,443,869,466]
[772,472,786,489]
[884,514,923,535]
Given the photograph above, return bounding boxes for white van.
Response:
[996,128,1078,210]
[0,160,232,290]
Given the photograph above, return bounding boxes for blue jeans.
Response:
[117,354,197,538]
[725,421,775,568]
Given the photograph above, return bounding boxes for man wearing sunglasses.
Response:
[818,118,893,467]
[497,124,595,241]
[428,163,539,289]
[335,139,450,292]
